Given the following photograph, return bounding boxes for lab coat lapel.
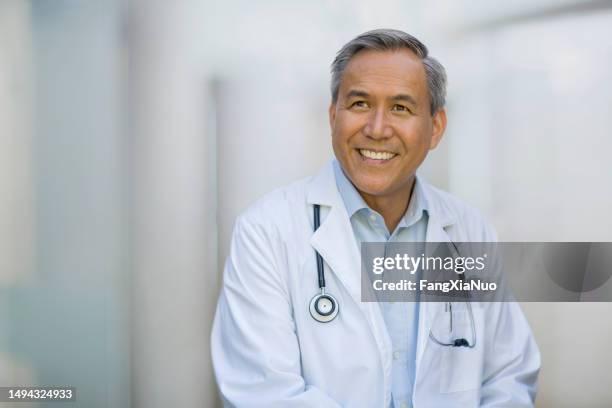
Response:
[306,161,369,308]
[309,204,361,303]
[307,162,392,401]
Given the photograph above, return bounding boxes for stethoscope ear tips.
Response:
[310,292,339,323]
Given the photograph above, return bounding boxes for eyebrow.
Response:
[346,89,370,99]
[391,94,417,106]
[345,89,417,106]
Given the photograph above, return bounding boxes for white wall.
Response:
[129,1,216,406]
[0,0,35,395]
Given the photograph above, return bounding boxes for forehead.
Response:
[340,49,427,96]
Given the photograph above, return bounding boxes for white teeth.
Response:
[359,149,396,160]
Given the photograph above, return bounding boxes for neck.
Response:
[360,176,416,233]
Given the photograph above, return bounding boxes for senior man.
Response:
[211,29,540,407]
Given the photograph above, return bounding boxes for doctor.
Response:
[211,29,540,407]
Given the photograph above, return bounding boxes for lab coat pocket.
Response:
[438,308,484,394]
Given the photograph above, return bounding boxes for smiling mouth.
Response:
[358,149,397,161]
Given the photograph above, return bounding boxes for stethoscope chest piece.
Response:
[309,290,339,323]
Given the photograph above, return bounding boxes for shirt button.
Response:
[400,402,409,408]
[369,214,377,222]
[393,351,400,360]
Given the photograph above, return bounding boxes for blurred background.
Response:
[1,0,611,406]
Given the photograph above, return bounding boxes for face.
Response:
[329,49,446,200]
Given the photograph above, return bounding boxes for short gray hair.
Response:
[330,29,447,115]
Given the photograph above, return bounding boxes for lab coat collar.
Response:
[307,160,456,228]
[306,160,456,406]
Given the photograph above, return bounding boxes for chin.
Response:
[350,176,393,197]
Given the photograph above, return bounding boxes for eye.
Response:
[392,104,410,112]
[350,100,369,109]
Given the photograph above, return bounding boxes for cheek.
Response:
[398,122,433,148]
[333,113,363,141]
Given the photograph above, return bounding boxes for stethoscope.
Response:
[427,274,477,348]
[428,242,477,348]
[309,204,477,348]
[309,204,340,323]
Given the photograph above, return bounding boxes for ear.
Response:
[429,108,447,150]
[328,102,337,130]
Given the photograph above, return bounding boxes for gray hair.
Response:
[330,29,447,115]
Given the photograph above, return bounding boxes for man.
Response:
[211,29,540,407]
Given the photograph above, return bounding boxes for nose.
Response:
[363,108,393,139]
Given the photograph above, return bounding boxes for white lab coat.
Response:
[211,161,540,407]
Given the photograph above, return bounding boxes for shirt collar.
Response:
[332,158,428,229]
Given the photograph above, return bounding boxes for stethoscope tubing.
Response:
[314,204,326,289]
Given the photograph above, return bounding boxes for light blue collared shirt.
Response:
[333,159,428,408]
